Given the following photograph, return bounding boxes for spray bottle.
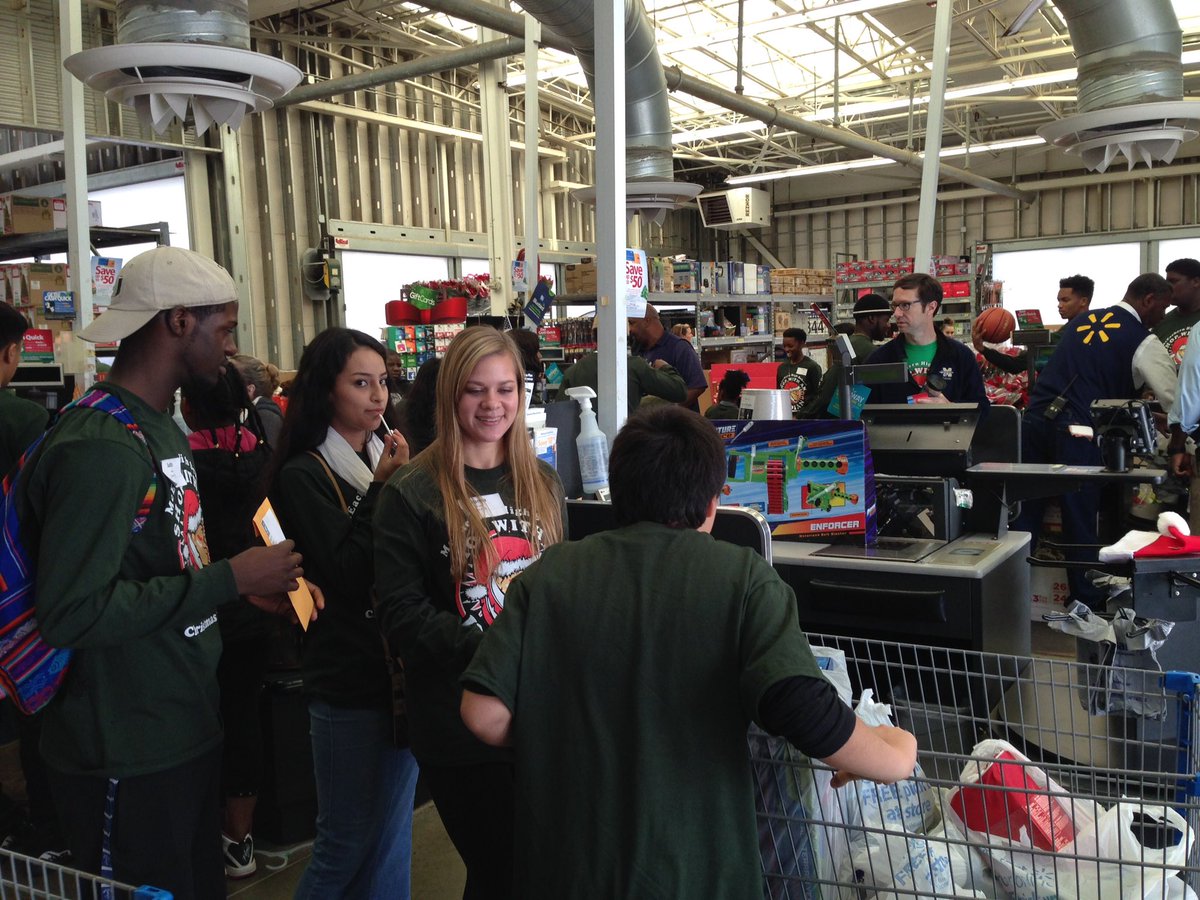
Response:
[564,386,609,496]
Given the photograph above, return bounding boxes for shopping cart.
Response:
[753,633,1200,899]
[0,846,172,899]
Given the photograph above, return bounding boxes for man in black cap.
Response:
[804,293,890,417]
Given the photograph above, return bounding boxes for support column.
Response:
[522,14,541,326]
[60,0,94,390]
[595,0,628,441]
[914,0,952,270]
[218,127,257,355]
[479,23,516,315]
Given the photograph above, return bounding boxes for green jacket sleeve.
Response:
[273,458,382,612]
[32,437,236,649]
[631,358,686,403]
[804,362,841,418]
[460,574,529,711]
[373,470,483,671]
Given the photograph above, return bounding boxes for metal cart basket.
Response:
[0,846,172,899]
[753,633,1200,899]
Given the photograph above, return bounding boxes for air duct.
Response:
[515,0,699,221]
[64,0,301,135]
[1037,0,1200,172]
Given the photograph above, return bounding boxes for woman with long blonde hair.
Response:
[374,326,564,899]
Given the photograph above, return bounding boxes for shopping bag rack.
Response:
[0,845,172,899]
[754,632,1200,899]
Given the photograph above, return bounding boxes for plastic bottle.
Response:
[564,386,609,495]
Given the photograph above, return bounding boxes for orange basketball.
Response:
[974,306,1015,343]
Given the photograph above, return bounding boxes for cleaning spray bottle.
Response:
[564,386,609,496]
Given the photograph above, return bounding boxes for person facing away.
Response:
[268,327,418,898]
[776,328,822,418]
[459,405,917,899]
[373,326,566,900]
[230,353,283,448]
[0,302,49,474]
[705,369,751,419]
[973,274,1094,376]
[15,246,314,899]
[558,339,686,424]
[866,272,988,407]
[399,356,441,456]
[1018,272,1177,610]
[628,303,707,410]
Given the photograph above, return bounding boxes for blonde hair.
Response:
[415,326,563,580]
[671,323,692,338]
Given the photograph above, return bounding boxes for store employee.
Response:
[629,304,707,411]
[865,273,988,407]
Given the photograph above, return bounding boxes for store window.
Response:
[1160,238,1200,268]
[340,250,448,337]
[992,243,1140,324]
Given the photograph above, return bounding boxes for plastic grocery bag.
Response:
[1046,602,1173,719]
[1068,799,1195,899]
[943,738,1161,899]
[753,649,855,899]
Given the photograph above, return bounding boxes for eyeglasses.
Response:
[889,300,921,312]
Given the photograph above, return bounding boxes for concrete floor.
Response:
[229,802,465,899]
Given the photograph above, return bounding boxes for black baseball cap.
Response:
[852,293,890,316]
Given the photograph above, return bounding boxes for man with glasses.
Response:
[865,273,988,407]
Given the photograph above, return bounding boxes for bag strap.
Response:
[72,388,158,533]
[307,450,348,514]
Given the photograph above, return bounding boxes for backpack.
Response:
[0,388,157,715]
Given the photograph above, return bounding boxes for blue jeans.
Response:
[295,701,419,900]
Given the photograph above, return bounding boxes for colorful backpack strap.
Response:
[71,388,158,533]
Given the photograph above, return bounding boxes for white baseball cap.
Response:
[78,247,237,343]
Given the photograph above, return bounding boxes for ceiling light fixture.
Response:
[725,137,1046,185]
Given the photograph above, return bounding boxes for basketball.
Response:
[974,306,1015,343]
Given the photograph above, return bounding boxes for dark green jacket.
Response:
[0,389,48,474]
[374,460,564,765]
[20,383,235,777]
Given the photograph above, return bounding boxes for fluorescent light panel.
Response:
[725,136,1046,185]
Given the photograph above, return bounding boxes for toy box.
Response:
[711,419,876,541]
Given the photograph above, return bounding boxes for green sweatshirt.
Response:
[0,389,49,474]
[373,460,564,765]
[272,452,391,710]
[19,383,236,777]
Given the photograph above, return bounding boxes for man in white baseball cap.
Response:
[18,246,317,894]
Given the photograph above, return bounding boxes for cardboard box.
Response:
[0,195,62,235]
[565,259,597,294]
[715,418,876,541]
[18,264,69,311]
[950,750,1076,851]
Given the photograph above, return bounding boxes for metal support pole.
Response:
[61,0,94,390]
[478,26,517,315]
[914,0,953,271]
[595,0,628,441]
[522,15,541,328]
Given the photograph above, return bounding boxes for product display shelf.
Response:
[0,224,168,262]
[772,293,834,345]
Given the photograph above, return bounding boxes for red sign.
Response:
[21,328,54,361]
[708,361,779,403]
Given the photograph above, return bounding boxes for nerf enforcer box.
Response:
[712,419,876,541]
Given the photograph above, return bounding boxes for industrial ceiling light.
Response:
[1036,0,1200,173]
[64,0,301,135]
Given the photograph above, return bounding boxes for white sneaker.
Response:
[222,832,257,879]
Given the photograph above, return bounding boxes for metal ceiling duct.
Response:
[516,0,699,222]
[1037,0,1200,172]
[64,0,301,135]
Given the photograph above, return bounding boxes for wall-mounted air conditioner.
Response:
[697,188,771,230]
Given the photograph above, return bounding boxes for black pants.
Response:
[422,761,515,900]
[16,709,61,846]
[48,746,224,900]
[217,635,268,797]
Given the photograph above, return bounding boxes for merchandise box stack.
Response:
[0,194,102,235]
[930,255,972,278]
[712,419,876,541]
[564,259,597,294]
[768,268,835,295]
[835,257,915,285]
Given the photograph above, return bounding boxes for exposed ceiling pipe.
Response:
[276,38,523,107]
[1038,0,1200,172]
[663,67,1034,203]
[418,0,1033,204]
